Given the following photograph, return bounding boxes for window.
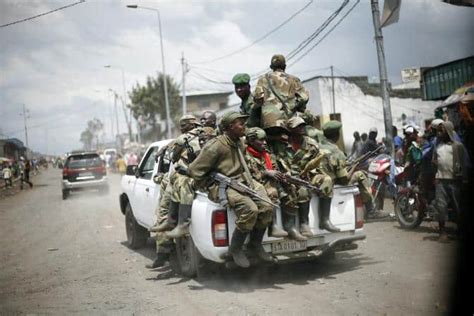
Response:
[139,146,159,179]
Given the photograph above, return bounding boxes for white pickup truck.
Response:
[119,140,366,277]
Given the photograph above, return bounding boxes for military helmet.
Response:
[219,111,249,129]
[270,54,286,69]
[245,127,266,140]
[179,114,201,128]
[287,116,306,129]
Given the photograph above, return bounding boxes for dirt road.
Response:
[0,169,458,315]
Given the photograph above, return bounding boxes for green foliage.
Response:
[128,72,180,138]
[79,118,104,150]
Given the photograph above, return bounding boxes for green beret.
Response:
[232,73,250,85]
[245,127,266,140]
[322,120,342,132]
[287,116,306,129]
[220,111,249,129]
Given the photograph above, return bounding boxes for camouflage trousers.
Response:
[227,180,273,232]
[154,176,174,254]
[170,173,195,205]
[312,171,373,204]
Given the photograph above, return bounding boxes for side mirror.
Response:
[126,165,137,176]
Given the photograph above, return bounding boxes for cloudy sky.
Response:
[0,0,473,155]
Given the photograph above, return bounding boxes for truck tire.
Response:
[62,189,69,200]
[125,203,149,249]
[175,235,203,278]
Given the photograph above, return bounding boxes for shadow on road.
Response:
[144,251,381,293]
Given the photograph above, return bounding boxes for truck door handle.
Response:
[145,188,149,192]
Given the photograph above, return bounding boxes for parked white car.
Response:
[119,140,366,277]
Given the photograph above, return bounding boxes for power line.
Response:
[286,0,349,60]
[192,0,313,64]
[288,0,360,67]
[0,0,86,28]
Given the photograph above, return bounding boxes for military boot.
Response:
[269,207,288,237]
[298,202,313,237]
[166,204,192,238]
[151,200,179,232]
[145,252,169,269]
[319,198,340,232]
[247,227,274,262]
[228,228,250,268]
[282,211,307,241]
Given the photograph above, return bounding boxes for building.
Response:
[302,75,441,153]
[421,56,474,101]
[183,90,233,114]
[0,138,27,160]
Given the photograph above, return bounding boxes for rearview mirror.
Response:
[126,165,137,176]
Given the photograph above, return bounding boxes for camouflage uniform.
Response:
[254,55,309,129]
[311,124,373,205]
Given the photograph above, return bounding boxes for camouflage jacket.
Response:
[317,141,349,181]
[254,70,309,128]
[286,136,320,177]
[171,128,201,169]
[240,93,261,128]
[244,146,276,183]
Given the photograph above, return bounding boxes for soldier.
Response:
[254,54,309,130]
[244,127,288,237]
[200,110,217,129]
[188,111,274,268]
[147,144,175,269]
[154,115,201,236]
[285,117,323,236]
[310,121,381,223]
[232,73,260,128]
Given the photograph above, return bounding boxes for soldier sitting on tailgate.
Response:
[188,111,274,268]
[244,127,288,237]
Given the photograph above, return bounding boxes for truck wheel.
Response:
[175,235,203,278]
[125,203,149,249]
[395,191,424,229]
[62,189,69,200]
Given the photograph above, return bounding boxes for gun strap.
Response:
[266,73,289,115]
[237,144,255,190]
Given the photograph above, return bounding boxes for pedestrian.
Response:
[127,152,138,166]
[19,158,33,189]
[200,110,217,129]
[2,163,13,188]
[349,131,363,160]
[115,154,127,175]
[360,127,379,155]
[430,121,470,242]
[393,125,403,152]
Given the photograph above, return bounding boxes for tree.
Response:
[128,72,181,140]
[79,118,104,150]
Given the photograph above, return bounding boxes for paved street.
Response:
[0,168,458,315]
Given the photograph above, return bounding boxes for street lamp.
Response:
[126,4,172,139]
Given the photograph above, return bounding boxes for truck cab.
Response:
[120,140,366,277]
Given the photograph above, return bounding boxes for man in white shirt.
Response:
[431,121,469,242]
[2,164,13,188]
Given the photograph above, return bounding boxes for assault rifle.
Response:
[346,145,385,173]
[276,172,321,193]
[174,166,278,208]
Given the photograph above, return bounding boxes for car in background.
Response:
[61,152,109,199]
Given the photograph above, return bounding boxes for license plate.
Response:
[368,173,378,180]
[77,172,94,180]
[271,239,307,254]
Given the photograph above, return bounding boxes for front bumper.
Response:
[62,177,108,190]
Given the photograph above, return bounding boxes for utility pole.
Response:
[113,92,120,137]
[370,0,394,156]
[330,65,335,114]
[181,52,188,116]
[21,104,29,157]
